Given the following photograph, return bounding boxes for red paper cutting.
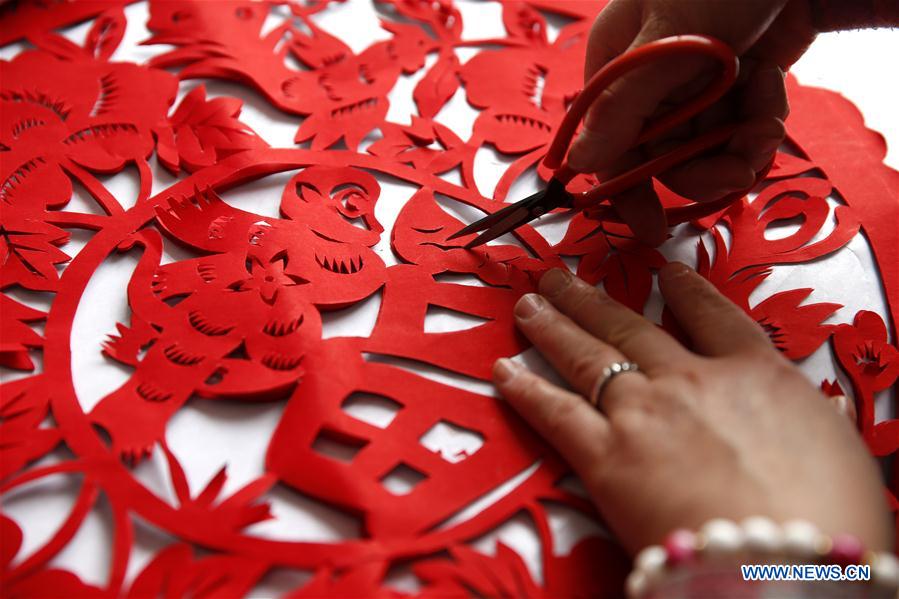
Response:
[833,312,899,457]
[0,296,45,371]
[1,1,897,597]
[0,1,137,46]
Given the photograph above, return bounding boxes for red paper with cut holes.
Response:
[1,1,897,597]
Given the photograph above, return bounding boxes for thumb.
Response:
[567,17,713,174]
[609,179,668,247]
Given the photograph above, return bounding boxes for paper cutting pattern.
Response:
[1,1,897,596]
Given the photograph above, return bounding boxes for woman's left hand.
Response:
[494,264,891,554]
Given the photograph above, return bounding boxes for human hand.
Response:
[494,265,891,554]
[568,0,817,245]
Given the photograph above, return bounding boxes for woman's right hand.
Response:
[568,0,817,244]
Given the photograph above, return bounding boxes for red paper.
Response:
[0,1,137,46]
[1,1,897,596]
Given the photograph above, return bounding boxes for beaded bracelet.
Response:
[626,517,899,598]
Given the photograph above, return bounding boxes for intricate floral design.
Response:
[0,1,897,597]
[0,22,175,212]
[833,311,899,456]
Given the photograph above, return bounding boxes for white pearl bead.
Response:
[872,552,899,587]
[741,516,783,553]
[701,518,743,554]
[782,519,820,556]
[625,570,649,598]
[634,545,667,580]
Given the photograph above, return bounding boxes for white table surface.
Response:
[1,2,896,595]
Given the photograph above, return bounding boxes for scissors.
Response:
[448,35,743,249]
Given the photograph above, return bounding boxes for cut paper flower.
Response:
[1,2,897,597]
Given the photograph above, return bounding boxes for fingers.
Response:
[537,269,691,372]
[658,262,773,356]
[740,64,789,120]
[655,65,787,200]
[583,0,642,80]
[493,358,610,468]
[512,292,634,397]
[567,55,709,174]
[725,116,784,173]
[828,394,858,424]
[746,1,816,69]
[657,153,757,202]
[731,63,788,172]
[573,20,790,202]
[569,5,714,175]
[609,180,668,246]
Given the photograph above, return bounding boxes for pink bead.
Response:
[664,529,696,566]
[828,534,864,565]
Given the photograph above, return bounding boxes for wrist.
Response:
[626,517,899,598]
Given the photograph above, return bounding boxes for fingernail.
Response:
[566,134,589,171]
[515,293,544,319]
[661,261,692,280]
[718,169,757,196]
[540,268,572,297]
[568,129,612,172]
[832,394,848,416]
[830,394,856,422]
[757,137,782,156]
[494,358,521,384]
[757,118,785,139]
[758,66,784,99]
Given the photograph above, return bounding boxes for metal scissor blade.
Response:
[463,206,532,249]
[446,190,547,241]
[464,179,574,248]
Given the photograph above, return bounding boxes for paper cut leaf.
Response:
[414,52,460,118]
[1,2,897,596]
[156,85,268,174]
[0,295,45,370]
[0,376,60,479]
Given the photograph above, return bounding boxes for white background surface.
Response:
[1,1,897,595]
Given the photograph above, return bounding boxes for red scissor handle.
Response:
[542,35,740,210]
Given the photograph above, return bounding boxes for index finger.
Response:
[538,269,690,373]
[608,177,668,247]
[658,262,773,356]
